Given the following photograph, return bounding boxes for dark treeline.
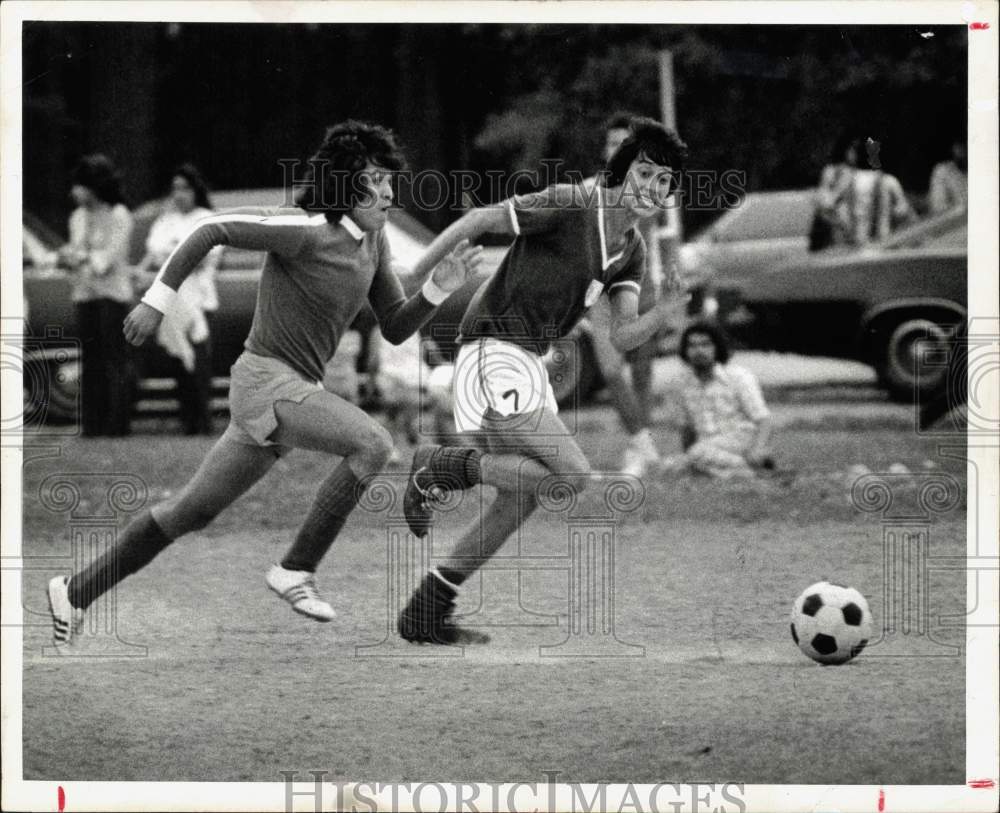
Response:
[24,22,966,235]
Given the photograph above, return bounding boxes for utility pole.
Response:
[657,49,683,275]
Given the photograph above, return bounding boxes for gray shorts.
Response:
[225,350,323,454]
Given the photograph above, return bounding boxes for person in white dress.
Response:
[136,164,222,434]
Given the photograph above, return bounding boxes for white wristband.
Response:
[141,279,178,314]
[421,276,450,306]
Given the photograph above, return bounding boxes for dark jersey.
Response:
[458,184,646,355]
[152,207,435,382]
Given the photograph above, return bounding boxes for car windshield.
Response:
[703,191,814,242]
[24,212,64,250]
[879,207,967,250]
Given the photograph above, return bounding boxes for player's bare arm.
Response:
[607,283,687,353]
[411,204,511,280]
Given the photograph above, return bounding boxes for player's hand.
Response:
[661,260,687,299]
[58,245,88,270]
[123,303,164,346]
[430,239,484,292]
[652,290,688,330]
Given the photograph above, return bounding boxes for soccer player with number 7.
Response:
[399,117,688,644]
[46,121,482,644]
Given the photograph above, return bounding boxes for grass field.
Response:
[19,405,967,785]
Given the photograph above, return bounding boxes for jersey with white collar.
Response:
[152,206,434,382]
[458,184,646,355]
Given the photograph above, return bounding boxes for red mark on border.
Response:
[58,786,65,811]
[969,22,990,30]
[877,788,885,811]
[969,778,996,788]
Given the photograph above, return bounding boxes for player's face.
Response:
[350,163,395,232]
[171,176,196,213]
[685,332,717,369]
[604,127,631,163]
[622,157,676,219]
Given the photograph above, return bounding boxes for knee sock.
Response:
[281,460,363,573]
[429,446,482,490]
[435,565,468,587]
[68,509,173,610]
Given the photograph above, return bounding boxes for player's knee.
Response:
[548,456,593,494]
[353,422,394,470]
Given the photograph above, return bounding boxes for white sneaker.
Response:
[47,576,83,645]
[621,445,650,477]
[266,564,336,622]
[621,431,661,477]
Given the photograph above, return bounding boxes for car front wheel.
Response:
[22,355,80,426]
[878,317,953,402]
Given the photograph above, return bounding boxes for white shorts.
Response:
[451,338,558,433]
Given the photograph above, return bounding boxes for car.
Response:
[677,188,815,321]
[726,207,967,400]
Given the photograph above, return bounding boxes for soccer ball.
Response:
[790,581,873,665]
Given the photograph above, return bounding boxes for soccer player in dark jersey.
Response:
[46,121,482,643]
[398,118,688,644]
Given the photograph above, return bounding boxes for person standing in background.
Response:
[928,137,968,214]
[811,133,859,250]
[846,137,914,246]
[136,164,221,435]
[59,154,135,437]
[585,112,685,476]
[813,135,914,249]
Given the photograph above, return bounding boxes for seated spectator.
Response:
[928,137,968,214]
[662,321,774,479]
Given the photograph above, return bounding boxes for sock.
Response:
[434,565,467,588]
[67,509,173,610]
[281,460,363,572]
[429,446,482,489]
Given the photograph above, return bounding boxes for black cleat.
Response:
[398,573,490,645]
[403,445,443,538]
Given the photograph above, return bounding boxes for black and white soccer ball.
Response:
[790,581,873,665]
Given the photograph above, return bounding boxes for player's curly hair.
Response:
[679,320,732,366]
[603,116,688,193]
[604,111,637,133]
[295,120,408,220]
[72,154,127,206]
